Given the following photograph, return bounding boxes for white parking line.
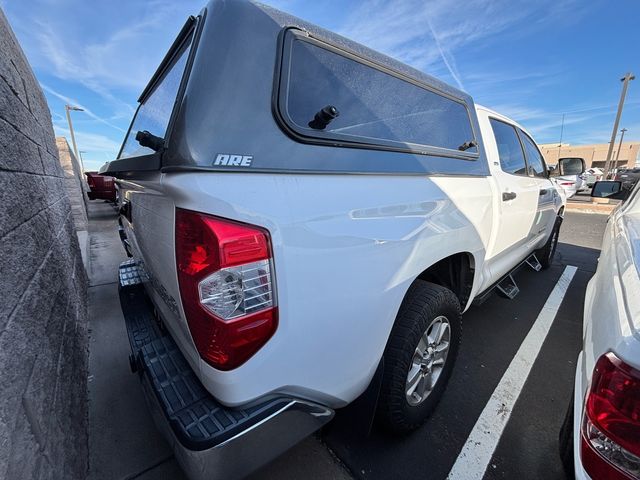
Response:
[447,265,578,480]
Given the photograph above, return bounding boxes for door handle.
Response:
[539,189,548,195]
[502,191,517,201]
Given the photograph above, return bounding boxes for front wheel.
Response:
[376,281,461,433]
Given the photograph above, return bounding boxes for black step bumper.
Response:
[118,260,333,479]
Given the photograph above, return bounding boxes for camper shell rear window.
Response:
[276,29,478,159]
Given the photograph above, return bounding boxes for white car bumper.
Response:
[573,351,592,480]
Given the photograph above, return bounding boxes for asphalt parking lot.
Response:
[87,204,608,480]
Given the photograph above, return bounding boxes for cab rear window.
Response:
[278,31,477,157]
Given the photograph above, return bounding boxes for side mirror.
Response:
[591,181,629,201]
[558,157,586,176]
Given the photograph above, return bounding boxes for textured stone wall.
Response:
[0,8,89,480]
[56,137,89,232]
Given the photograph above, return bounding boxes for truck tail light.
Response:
[175,208,277,370]
[560,182,575,186]
[581,353,640,480]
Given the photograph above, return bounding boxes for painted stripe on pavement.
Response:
[447,265,578,480]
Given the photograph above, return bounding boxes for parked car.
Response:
[552,157,587,198]
[85,171,116,202]
[100,1,567,478]
[615,167,640,190]
[559,179,640,480]
[585,167,604,188]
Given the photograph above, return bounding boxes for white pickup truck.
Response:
[101,1,568,478]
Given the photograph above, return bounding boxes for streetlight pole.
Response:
[78,150,87,174]
[557,113,565,165]
[65,104,84,173]
[603,73,635,177]
[614,128,627,170]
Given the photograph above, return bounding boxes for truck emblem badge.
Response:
[214,154,253,167]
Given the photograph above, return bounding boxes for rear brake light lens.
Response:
[560,182,575,186]
[175,209,277,370]
[582,353,640,479]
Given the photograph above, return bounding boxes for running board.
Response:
[473,253,544,305]
[525,253,542,272]
[496,274,519,299]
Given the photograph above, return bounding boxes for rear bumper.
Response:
[117,260,333,480]
[572,351,591,480]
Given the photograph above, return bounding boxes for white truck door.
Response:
[517,128,558,244]
[484,117,539,268]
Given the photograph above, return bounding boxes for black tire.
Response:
[559,397,575,478]
[376,280,461,433]
[537,216,562,270]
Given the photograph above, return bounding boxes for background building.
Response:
[538,142,640,170]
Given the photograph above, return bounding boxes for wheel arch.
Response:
[558,205,565,217]
[415,251,476,308]
[352,251,476,430]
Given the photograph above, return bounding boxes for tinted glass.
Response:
[285,39,476,153]
[119,34,193,159]
[559,157,584,176]
[489,119,527,175]
[592,181,622,198]
[519,131,547,177]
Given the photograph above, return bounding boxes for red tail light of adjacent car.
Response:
[582,352,640,480]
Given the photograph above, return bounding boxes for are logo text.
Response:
[213,154,253,167]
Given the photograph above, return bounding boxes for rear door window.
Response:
[119,32,194,159]
[279,32,477,156]
[518,130,547,178]
[489,119,527,175]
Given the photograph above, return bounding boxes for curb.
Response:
[77,230,90,273]
[565,202,615,215]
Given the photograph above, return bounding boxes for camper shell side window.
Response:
[276,29,478,160]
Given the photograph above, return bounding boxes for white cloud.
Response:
[41,83,127,133]
[338,0,584,84]
[490,101,640,145]
[53,122,121,160]
[8,0,201,112]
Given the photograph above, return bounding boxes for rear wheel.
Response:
[537,217,562,270]
[559,397,575,478]
[377,281,461,433]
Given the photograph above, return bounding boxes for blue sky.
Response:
[2,0,639,171]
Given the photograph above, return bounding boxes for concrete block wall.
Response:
[0,8,89,480]
[56,137,89,232]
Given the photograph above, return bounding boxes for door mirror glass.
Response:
[591,181,628,200]
[558,157,586,176]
